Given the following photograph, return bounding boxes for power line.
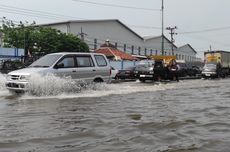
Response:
[0,4,85,21]
[72,0,160,11]
[0,17,21,24]
[179,26,230,34]
[0,4,161,30]
[128,24,161,30]
[181,34,230,53]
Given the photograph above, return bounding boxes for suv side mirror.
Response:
[54,63,64,69]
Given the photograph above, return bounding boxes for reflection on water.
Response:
[0,74,230,152]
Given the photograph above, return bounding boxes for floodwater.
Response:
[0,74,230,152]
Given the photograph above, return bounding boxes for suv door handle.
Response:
[92,69,96,71]
[72,70,76,72]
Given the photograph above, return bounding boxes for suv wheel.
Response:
[139,79,145,83]
[94,78,103,83]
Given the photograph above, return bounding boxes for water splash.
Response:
[0,73,7,90]
[0,73,10,96]
[26,73,91,96]
[22,77,173,99]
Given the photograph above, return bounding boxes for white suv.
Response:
[6,52,111,92]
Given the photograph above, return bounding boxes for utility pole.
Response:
[161,0,164,55]
[78,27,87,41]
[166,26,177,55]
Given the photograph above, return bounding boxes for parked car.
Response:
[0,60,25,74]
[177,62,189,77]
[110,66,119,79]
[5,52,111,93]
[190,65,202,76]
[116,66,136,80]
[135,60,155,82]
[177,63,202,77]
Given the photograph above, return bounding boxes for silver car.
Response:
[5,52,111,92]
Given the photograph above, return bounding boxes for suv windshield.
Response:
[204,64,216,69]
[30,54,62,68]
[137,60,155,68]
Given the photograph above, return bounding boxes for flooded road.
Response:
[0,74,230,152]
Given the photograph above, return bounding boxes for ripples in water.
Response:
[0,74,230,151]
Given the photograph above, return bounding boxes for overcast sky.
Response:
[0,0,230,57]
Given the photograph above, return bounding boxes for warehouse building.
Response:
[43,19,199,61]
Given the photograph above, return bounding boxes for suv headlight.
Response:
[6,74,11,81]
[149,71,154,74]
[20,75,30,81]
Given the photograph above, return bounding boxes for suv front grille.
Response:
[10,75,20,80]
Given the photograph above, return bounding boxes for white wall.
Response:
[177,45,197,61]
[143,37,177,56]
[47,20,197,60]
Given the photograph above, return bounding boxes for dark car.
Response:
[0,60,25,74]
[116,66,136,80]
[177,62,188,77]
[135,60,155,82]
[189,65,202,76]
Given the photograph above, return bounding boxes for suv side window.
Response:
[58,56,75,68]
[76,56,94,67]
[94,55,107,67]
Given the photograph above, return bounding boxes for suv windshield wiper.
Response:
[30,65,49,68]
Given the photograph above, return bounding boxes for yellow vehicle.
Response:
[202,51,230,78]
[148,55,176,65]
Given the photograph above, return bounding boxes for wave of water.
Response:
[1,75,230,152]
[22,77,175,100]
[1,72,225,100]
[0,74,11,96]
[0,73,176,99]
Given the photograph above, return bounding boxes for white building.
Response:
[43,19,198,61]
[143,35,177,56]
[177,44,198,62]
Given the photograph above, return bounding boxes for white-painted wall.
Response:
[177,45,197,61]
[46,20,198,61]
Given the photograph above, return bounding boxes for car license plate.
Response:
[140,75,153,78]
[205,74,210,76]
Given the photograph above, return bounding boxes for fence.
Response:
[110,60,139,70]
[0,47,25,61]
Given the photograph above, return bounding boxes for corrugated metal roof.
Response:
[40,19,144,40]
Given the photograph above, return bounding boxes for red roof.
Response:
[95,47,137,61]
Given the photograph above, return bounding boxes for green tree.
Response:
[0,18,89,55]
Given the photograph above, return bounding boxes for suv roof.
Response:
[51,52,104,56]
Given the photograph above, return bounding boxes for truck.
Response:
[202,51,230,78]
